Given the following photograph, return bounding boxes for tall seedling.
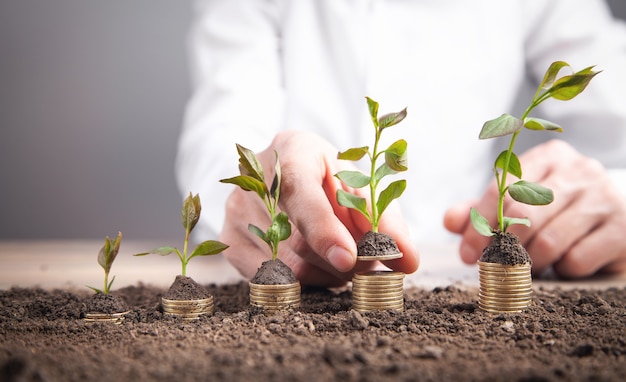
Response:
[335,97,408,232]
[470,61,600,236]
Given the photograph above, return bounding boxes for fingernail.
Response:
[460,243,480,264]
[327,246,355,272]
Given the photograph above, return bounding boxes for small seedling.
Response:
[335,96,408,232]
[220,144,291,260]
[134,193,229,276]
[470,61,600,236]
[87,231,122,295]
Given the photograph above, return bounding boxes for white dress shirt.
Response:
[176,0,626,244]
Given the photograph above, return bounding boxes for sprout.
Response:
[335,97,408,232]
[87,231,122,295]
[470,61,600,235]
[220,144,291,260]
[134,193,229,276]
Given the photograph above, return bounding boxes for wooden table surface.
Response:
[1,240,625,291]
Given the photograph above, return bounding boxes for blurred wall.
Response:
[1,1,625,240]
[0,0,191,240]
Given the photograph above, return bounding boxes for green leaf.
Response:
[384,139,408,171]
[494,151,522,179]
[97,237,111,271]
[374,163,397,183]
[220,175,267,200]
[524,118,563,132]
[236,144,265,182]
[508,180,554,205]
[469,208,495,237]
[547,66,600,101]
[479,114,524,139]
[181,193,201,232]
[378,108,408,129]
[336,189,371,221]
[97,232,122,273]
[539,61,571,90]
[106,276,116,293]
[268,211,291,243]
[365,96,379,128]
[189,240,229,259]
[248,224,271,246]
[270,151,281,201]
[502,216,531,231]
[335,170,371,188]
[376,180,406,218]
[337,147,369,161]
[134,246,178,256]
[87,285,103,294]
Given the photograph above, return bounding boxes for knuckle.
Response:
[578,156,605,176]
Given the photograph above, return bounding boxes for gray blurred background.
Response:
[1,0,625,241]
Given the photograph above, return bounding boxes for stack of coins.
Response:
[478,261,532,313]
[249,281,301,314]
[161,296,214,320]
[83,311,129,324]
[352,271,405,313]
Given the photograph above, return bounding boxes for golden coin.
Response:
[354,271,405,279]
[356,252,404,262]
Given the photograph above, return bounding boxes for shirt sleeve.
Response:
[175,0,285,238]
[521,0,626,169]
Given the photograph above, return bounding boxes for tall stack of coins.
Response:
[161,296,214,320]
[478,261,532,313]
[249,281,301,314]
[352,271,405,313]
[83,311,129,324]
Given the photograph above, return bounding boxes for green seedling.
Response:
[470,61,600,236]
[220,144,291,261]
[88,231,122,294]
[335,96,408,232]
[134,193,229,276]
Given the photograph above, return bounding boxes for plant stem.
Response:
[103,270,109,294]
[497,131,519,232]
[182,231,190,276]
[497,104,535,232]
[370,130,381,232]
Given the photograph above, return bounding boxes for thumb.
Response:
[443,200,476,234]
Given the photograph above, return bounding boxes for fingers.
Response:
[378,204,420,274]
[447,139,626,279]
[443,199,491,264]
[269,131,358,272]
[219,188,273,279]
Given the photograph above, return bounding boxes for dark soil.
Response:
[1,282,625,381]
[357,231,400,258]
[250,259,297,285]
[480,231,532,265]
[85,293,129,314]
[163,275,211,300]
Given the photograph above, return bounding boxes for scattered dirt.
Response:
[480,231,532,265]
[1,282,625,381]
[357,231,400,258]
[250,259,297,285]
[163,275,211,300]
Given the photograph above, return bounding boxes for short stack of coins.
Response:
[83,311,129,324]
[249,281,301,314]
[478,261,532,313]
[352,271,405,313]
[161,296,214,320]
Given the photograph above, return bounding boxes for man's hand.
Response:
[444,140,626,278]
[219,130,419,287]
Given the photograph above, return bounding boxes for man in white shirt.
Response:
[176,0,626,286]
